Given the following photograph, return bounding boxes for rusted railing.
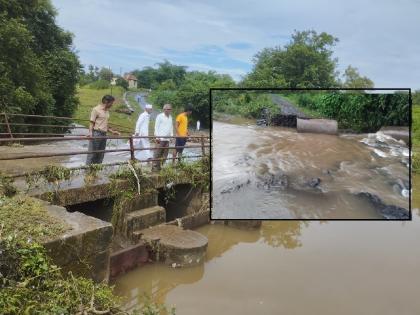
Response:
[0,135,210,161]
[0,112,133,138]
[0,112,210,178]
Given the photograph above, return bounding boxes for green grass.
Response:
[413,106,420,148]
[0,196,70,242]
[74,86,140,134]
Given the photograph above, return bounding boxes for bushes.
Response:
[294,92,409,132]
[0,194,176,314]
[213,92,279,119]
[413,154,420,173]
[148,71,236,128]
[88,79,110,89]
[0,234,122,314]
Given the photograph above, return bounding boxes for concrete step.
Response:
[135,225,208,267]
[126,206,166,239]
[122,190,158,213]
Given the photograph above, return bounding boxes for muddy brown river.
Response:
[212,121,409,219]
[115,188,420,315]
[114,121,417,314]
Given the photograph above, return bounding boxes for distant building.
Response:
[123,73,138,89]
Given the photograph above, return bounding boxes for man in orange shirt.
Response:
[173,105,193,163]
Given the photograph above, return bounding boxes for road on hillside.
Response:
[131,92,160,120]
[270,94,308,118]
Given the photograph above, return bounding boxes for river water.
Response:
[115,195,420,315]
[212,121,409,219]
[114,120,418,314]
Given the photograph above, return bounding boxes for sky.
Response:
[52,0,420,89]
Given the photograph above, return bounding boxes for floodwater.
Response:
[114,184,420,315]
[114,120,417,314]
[212,121,409,219]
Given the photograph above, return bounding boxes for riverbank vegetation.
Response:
[0,177,176,314]
[284,91,409,132]
[143,63,235,128]
[75,86,140,133]
[0,1,80,121]
[0,193,123,314]
[213,91,279,119]
[412,98,420,173]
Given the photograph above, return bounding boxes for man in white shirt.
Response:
[133,103,153,161]
[152,103,173,171]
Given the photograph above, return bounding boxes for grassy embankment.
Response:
[0,177,176,313]
[412,105,420,172]
[74,86,142,134]
[212,93,280,122]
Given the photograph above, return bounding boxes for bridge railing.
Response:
[0,134,209,162]
[0,112,133,138]
[0,112,210,176]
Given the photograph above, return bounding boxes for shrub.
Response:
[88,79,110,89]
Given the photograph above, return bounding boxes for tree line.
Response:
[0,0,80,118]
[0,1,415,132]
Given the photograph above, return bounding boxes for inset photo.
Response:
[211,89,411,220]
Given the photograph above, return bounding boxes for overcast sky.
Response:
[52,0,419,89]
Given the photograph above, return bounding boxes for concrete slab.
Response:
[126,206,166,239]
[139,225,208,267]
[42,202,113,282]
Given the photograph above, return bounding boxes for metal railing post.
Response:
[3,113,13,138]
[200,136,205,156]
[129,136,135,161]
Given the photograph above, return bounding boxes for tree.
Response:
[98,67,113,82]
[132,60,187,89]
[148,70,236,127]
[116,77,128,90]
[175,71,235,127]
[242,30,339,88]
[342,65,374,88]
[412,90,420,106]
[0,0,80,120]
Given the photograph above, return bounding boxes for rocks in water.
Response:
[356,192,409,219]
[220,178,252,194]
[307,178,321,188]
[379,127,409,144]
[381,205,410,220]
[322,169,332,176]
[256,119,268,126]
[391,178,410,198]
[256,172,288,190]
[233,154,253,166]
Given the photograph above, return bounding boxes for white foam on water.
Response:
[373,148,388,157]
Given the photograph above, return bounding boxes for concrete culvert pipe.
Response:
[297,118,338,135]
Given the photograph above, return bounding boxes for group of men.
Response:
[86,94,193,171]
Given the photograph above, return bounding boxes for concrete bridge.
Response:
[23,169,213,282]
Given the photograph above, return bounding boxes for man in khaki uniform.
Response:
[86,95,120,165]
